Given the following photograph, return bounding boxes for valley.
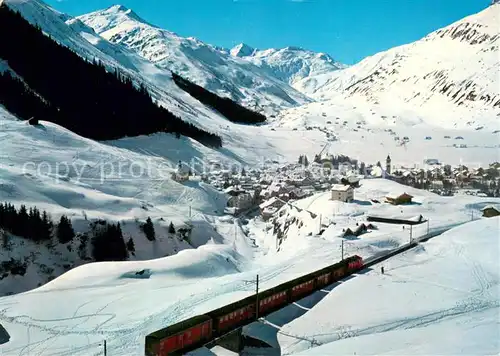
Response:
[0,0,499,355]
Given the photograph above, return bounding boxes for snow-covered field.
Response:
[0,176,498,355]
[1,0,500,354]
[278,217,500,356]
[273,96,500,167]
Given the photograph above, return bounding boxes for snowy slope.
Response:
[0,105,237,295]
[1,0,333,165]
[230,43,346,87]
[294,3,500,129]
[77,5,313,115]
[0,178,498,355]
[279,217,500,355]
[271,97,500,166]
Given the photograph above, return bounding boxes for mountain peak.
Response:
[230,43,256,57]
[104,4,143,21]
[78,3,152,34]
[106,4,129,13]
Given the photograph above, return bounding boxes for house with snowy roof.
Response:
[171,161,190,183]
[481,205,500,218]
[331,184,354,202]
[259,197,285,220]
[385,192,413,205]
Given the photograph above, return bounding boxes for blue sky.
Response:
[46,0,491,64]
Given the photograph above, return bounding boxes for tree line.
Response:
[0,201,185,264]
[171,72,267,125]
[0,202,74,244]
[0,5,222,148]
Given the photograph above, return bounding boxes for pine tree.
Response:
[57,215,75,244]
[0,203,5,229]
[91,222,128,262]
[17,204,29,237]
[41,210,53,241]
[126,237,135,253]
[168,222,176,234]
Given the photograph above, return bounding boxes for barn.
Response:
[481,205,500,218]
[385,192,413,205]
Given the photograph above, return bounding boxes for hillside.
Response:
[0,105,235,295]
[281,217,500,355]
[293,3,500,129]
[0,177,498,355]
[0,5,221,147]
[77,5,313,115]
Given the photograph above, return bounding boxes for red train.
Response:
[145,255,363,355]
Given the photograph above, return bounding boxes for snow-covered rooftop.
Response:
[330,184,352,192]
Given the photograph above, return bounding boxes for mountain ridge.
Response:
[77,4,317,115]
[292,3,499,128]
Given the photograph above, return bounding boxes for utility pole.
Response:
[255,275,260,320]
[410,225,413,243]
[427,219,430,235]
[319,214,322,234]
[100,340,107,356]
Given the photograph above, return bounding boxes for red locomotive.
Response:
[145,255,363,355]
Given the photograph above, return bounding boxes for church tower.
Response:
[386,155,392,175]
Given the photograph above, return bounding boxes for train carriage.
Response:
[291,278,315,299]
[347,255,363,271]
[144,254,365,355]
[315,272,331,287]
[145,315,212,356]
[257,283,290,316]
[216,303,255,333]
[206,294,258,337]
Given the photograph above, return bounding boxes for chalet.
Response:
[481,205,500,218]
[343,223,376,237]
[385,192,413,205]
[227,192,253,212]
[171,161,190,183]
[331,184,354,203]
[289,188,307,200]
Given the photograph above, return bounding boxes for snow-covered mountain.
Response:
[294,3,500,128]
[77,5,313,114]
[230,43,347,87]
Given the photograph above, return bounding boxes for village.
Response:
[170,151,500,223]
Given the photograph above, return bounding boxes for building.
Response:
[343,223,377,237]
[331,184,354,203]
[385,192,414,205]
[481,205,500,218]
[259,197,285,220]
[227,192,253,212]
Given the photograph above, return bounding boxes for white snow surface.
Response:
[280,217,500,356]
[1,1,500,354]
[293,3,500,129]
